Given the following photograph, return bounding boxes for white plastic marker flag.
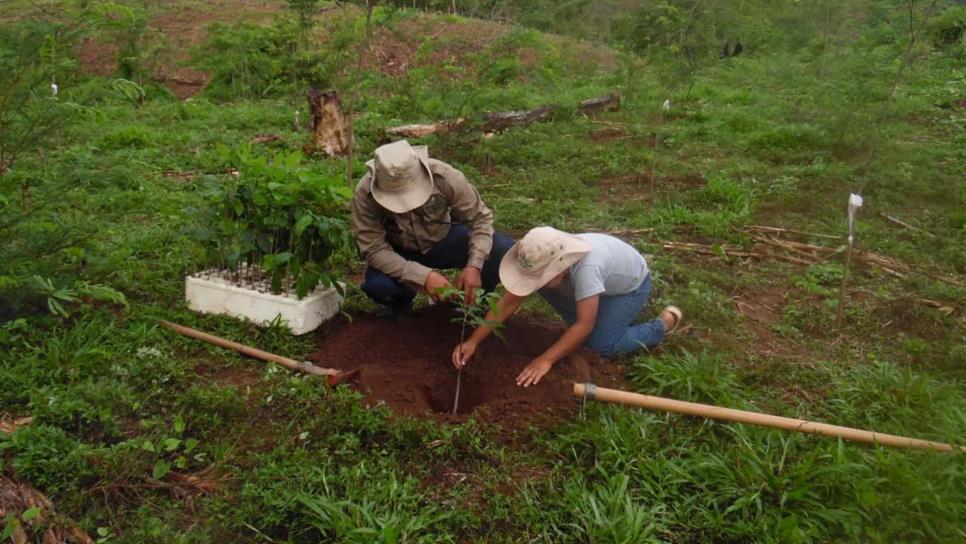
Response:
[847,193,863,245]
[51,82,58,97]
[662,99,671,113]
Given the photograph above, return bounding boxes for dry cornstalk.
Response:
[0,416,32,434]
[744,225,842,240]
[586,227,655,236]
[882,213,937,239]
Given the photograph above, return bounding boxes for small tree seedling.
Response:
[435,283,503,416]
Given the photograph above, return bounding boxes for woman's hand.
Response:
[452,341,478,369]
[516,358,555,387]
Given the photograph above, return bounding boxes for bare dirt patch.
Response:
[732,286,812,360]
[308,305,626,429]
[595,172,705,203]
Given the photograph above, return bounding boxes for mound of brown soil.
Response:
[309,305,626,429]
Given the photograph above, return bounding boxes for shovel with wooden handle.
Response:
[162,321,357,386]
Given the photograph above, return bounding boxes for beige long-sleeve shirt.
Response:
[350,158,495,289]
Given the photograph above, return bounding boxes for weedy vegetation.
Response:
[0,0,963,542]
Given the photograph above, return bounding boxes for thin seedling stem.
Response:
[453,314,468,416]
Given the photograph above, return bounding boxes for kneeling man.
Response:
[351,140,514,313]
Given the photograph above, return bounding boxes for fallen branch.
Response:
[577,92,621,114]
[882,213,937,239]
[743,225,842,240]
[586,227,655,237]
[480,105,555,132]
[383,92,618,139]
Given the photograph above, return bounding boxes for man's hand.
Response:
[516,357,555,388]
[424,271,453,301]
[455,266,482,305]
[451,340,478,369]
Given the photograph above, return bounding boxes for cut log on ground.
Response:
[307,89,350,156]
[382,92,619,140]
[480,105,555,132]
[385,119,465,139]
[578,92,621,115]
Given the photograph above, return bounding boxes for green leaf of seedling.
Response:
[175,456,187,469]
[1,515,19,540]
[152,459,170,480]
[21,506,41,521]
[162,438,181,451]
[97,527,111,537]
[294,214,313,236]
[173,415,185,434]
[184,438,199,453]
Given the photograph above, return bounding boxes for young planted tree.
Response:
[436,285,502,415]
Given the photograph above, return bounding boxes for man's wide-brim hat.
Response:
[500,226,591,296]
[368,140,434,214]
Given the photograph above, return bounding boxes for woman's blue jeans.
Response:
[538,274,665,357]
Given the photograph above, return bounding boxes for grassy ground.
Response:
[1,1,964,542]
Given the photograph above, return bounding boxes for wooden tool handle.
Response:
[162,320,338,377]
[574,383,962,453]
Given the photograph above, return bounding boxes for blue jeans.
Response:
[361,224,515,311]
[538,274,665,357]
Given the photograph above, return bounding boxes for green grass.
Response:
[1,1,964,542]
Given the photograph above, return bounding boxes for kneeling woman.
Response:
[451,226,681,387]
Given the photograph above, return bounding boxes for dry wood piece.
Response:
[384,118,466,139]
[382,92,619,140]
[882,213,938,239]
[481,105,555,132]
[0,475,95,544]
[664,234,952,285]
[586,227,655,237]
[306,89,350,156]
[743,225,842,240]
[250,134,281,145]
[578,92,621,114]
[0,416,32,434]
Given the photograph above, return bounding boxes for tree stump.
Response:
[307,89,349,156]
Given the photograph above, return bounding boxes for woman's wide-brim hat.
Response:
[368,140,434,214]
[500,226,591,296]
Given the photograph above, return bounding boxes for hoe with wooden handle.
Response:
[574,383,963,453]
[162,321,357,386]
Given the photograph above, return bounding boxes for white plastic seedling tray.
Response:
[185,269,343,335]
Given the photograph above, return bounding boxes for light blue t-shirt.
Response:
[560,233,648,300]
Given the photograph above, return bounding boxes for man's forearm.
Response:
[365,247,432,289]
